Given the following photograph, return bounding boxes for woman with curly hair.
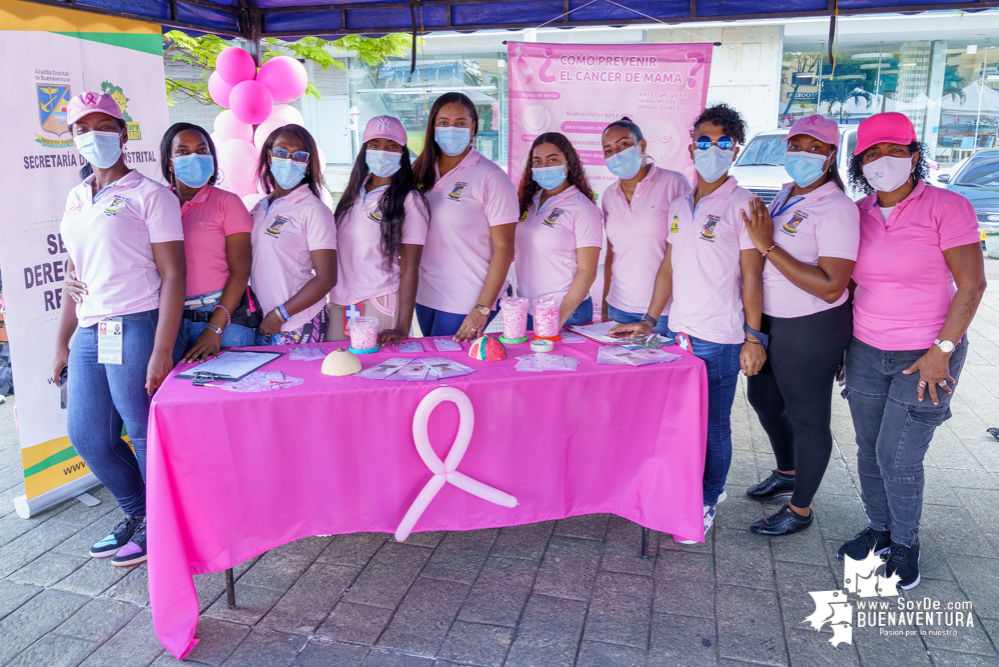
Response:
[514,132,602,329]
[837,113,986,590]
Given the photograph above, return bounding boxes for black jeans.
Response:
[747,300,853,509]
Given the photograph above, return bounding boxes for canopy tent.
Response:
[17,0,999,39]
[941,81,999,115]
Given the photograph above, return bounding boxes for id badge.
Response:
[342,303,362,337]
[97,317,123,365]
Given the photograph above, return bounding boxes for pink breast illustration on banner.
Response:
[507,42,713,199]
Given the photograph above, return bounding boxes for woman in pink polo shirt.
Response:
[251,125,338,344]
[329,115,429,344]
[601,117,691,334]
[412,92,519,340]
[837,112,986,590]
[738,115,860,537]
[514,132,602,329]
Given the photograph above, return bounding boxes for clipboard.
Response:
[175,350,284,381]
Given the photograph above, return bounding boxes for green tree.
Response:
[781,52,821,117]
[164,31,415,105]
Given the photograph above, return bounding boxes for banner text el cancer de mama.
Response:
[507,42,712,197]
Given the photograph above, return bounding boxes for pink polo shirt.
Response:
[602,164,691,314]
[416,150,520,313]
[514,185,603,302]
[852,181,980,350]
[763,181,860,318]
[667,176,756,345]
[250,184,337,332]
[178,184,253,297]
[61,170,184,328]
[329,187,429,306]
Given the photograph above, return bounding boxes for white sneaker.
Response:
[677,505,717,545]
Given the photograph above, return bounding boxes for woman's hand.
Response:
[455,310,489,342]
[53,344,70,384]
[183,328,222,362]
[65,270,88,304]
[740,341,766,376]
[379,328,407,346]
[903,346,955,405]
[145,348,175,395]
[259,310,284,335]
[741,196,776,254]
[608,320,652,338]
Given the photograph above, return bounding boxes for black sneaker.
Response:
[746,470,795,500]
[750,504,813,536]
[884,542,921,590]
[837,526,891,561]
[110,520,147,567]
[89,514,143,558]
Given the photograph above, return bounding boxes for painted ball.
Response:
[468,335,507,361]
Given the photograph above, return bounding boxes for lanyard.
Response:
[771,194,805,218]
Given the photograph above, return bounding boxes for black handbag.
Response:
[231,286,263,329]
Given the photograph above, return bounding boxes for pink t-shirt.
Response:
[178,185,253,297]
[250,185,337,332]
[602,165,691,314]
[763,181,860,318]
[852,181,980,350]
[666,176,756,345]
[61,170,184,328]
[514,185,603,302]
[416,150,520,313]
[329,187,429,306]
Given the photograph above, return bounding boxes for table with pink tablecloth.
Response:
[146,338,708,658]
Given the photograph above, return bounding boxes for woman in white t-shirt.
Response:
[741,115,860,537]
[250,124,338,345]
[52,92,186,568]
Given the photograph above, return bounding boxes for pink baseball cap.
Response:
[784,114,840,148]
[362,115,407,146]
[854,112,917,155]
[67,92,123,126]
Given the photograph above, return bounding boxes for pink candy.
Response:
[501,297,529,340]
[349,316,379,351]
[532,296,561,338]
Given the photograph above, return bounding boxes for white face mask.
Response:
[862,156,913,193]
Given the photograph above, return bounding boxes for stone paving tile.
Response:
[342,542,433,609]
[258,562,358,636]
[552,514,609,542]
[947,554,999,620]
[104,563,151,606]
[316,601,395,645]
[77,609,164,667]
[204,583,287,626]
[714,527,776,590]
[598,515,656,577]
[179,618,251,667]
[647,612,718,667]
[317,533,389,568]
[8,550,88,587]
[361,649,435,666]
[376,577,470,655]
[219,627,307,667]
[0,519,80,578]
[54,597,142,643]
[237,551,314,592]
[532,536,602,601]
[421,528,497,584]
[4,633,97,667]
[457,555,537,627]
[437,620,513,667]
[581,570,652,648]
[504,595,587,667]
[50,556,131,597]
[0,579,41,621]
[489,521,555,561]
[575,640,646,667]
[715,584,788,666]
[0,588,90,664]
[290,639,368,667]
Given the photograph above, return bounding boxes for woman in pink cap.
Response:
[738,114,859,537]
[329,115,429,344]
[837,112,986,590]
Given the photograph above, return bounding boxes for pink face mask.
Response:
[862,155,913,193]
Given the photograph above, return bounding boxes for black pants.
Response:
[747,300,853,509]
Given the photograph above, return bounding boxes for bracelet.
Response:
[744,338,764,345]
[213,304,231,327]
[207,323,225,337]
[277,304,291,322]
[760,244,777,258]
[274,307,287,323]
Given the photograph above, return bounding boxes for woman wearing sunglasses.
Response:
[251,124,338,344]
[611,104,765,543]
[329,116,429,345]
[601,117,690,334]
[514,132,602,329]
[737,115,859,537]
[412,92,519,340]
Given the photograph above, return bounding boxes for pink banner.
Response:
[507,42,712,197]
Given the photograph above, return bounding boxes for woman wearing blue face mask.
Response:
[329,115,429,345]
[514,132,602,329]
[251,125,338,345]
[739,114,860,537]
[601,117,691,333]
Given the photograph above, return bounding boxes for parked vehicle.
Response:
[938,148,999,245]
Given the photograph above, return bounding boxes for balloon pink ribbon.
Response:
[395,387,517,542]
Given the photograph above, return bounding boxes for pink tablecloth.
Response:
[147,338,707,658]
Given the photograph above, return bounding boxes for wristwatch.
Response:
[207,323,225,337]
[934,338,955,354]
[642,314,658,327]
[474,304,491,317]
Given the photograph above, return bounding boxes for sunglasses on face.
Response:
[271,148,310,164]
[694,136,734,151]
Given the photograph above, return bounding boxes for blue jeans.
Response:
[669,328,742,506]
[66,309,168,517]
[843,336,968,547]
[527,296,593,330]
[415,303,498,337]
[178,291,256,353]
[608,303,670,336]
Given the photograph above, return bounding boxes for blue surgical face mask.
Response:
[74,130,123,169]
[366,149,402,178]
[693,145,734,184]
[605,145,643,180]
[532,164,567,191]
[435,126,471,157]
[172,153,215,189]
[270,157,308,190]
[783,151,830,188]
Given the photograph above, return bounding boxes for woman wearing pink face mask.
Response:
[838,112,986,591]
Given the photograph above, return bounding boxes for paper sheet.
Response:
[176,350,283,380]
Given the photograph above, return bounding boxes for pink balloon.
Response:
[228,80,273,126]
[252,104,305,147]
[207,71,234,108]
[216,139,259,190]
[255,56,309,103]
[213,110,252,144]
[215,47,256,86]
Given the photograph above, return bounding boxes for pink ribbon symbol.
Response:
[83,92,98,105]
[395,387,517,542]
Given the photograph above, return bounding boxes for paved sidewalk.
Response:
[1,260,998,667]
